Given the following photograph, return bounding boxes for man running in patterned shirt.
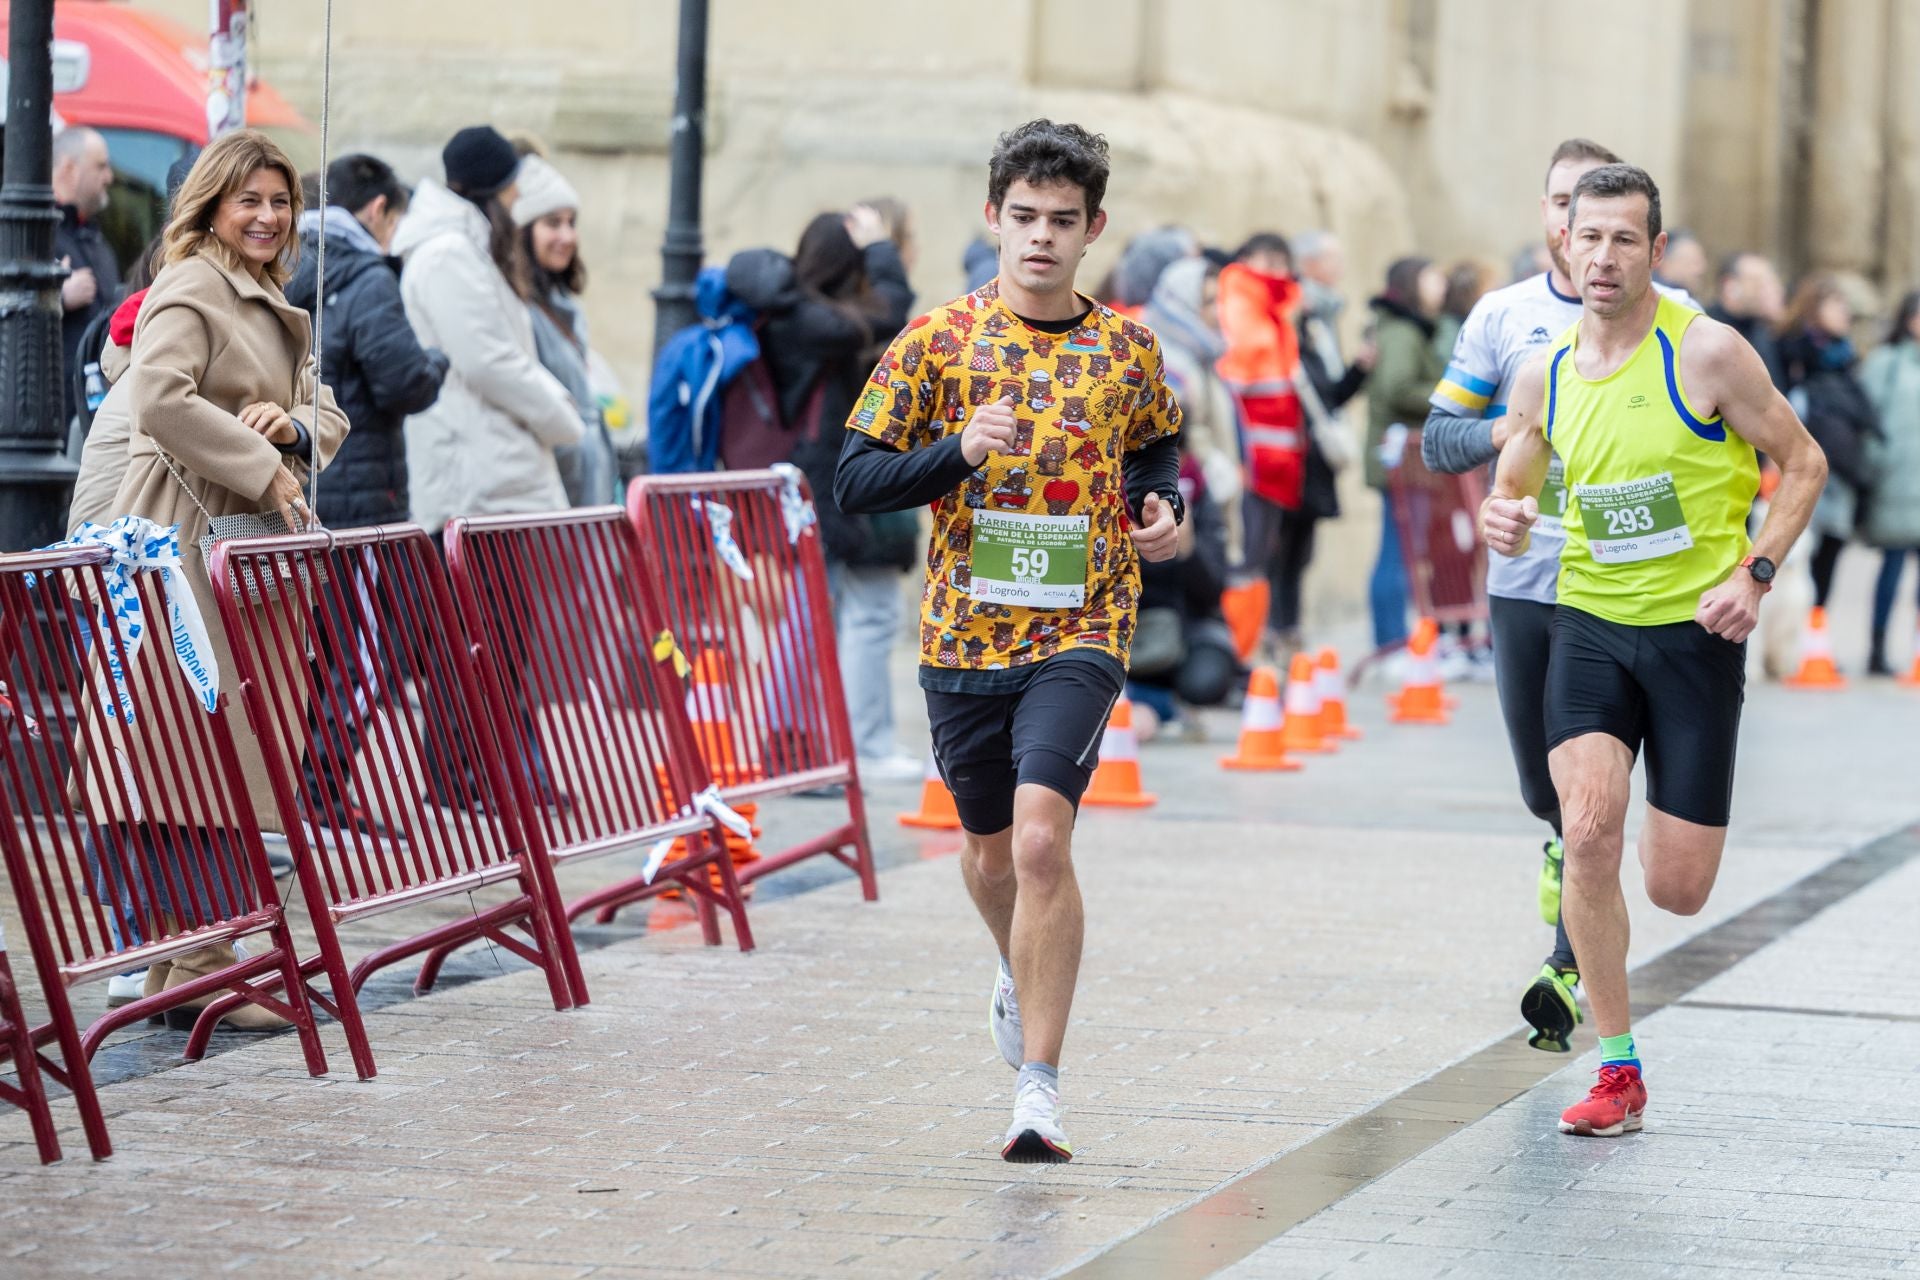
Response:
[835,120,1183,1163]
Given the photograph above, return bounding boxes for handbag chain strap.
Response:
[154,447,219,526]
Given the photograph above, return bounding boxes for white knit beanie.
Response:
[511,155,580,227]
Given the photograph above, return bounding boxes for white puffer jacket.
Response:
[394,179,580,532]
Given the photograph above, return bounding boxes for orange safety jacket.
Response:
[1215,262,1306,509]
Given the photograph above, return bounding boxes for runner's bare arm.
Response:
[1680,319,1827,568]
[1480,355,1551,557]
[1681,319,1828,641]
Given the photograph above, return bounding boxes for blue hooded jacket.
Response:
[646,267,760,473]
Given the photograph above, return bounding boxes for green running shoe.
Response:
[1522,963,1582,1053]
[1538,837,1565,927]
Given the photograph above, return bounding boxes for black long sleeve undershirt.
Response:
[832,428,977,514]
[833,427,1185,524]
[1120,433,1182,523]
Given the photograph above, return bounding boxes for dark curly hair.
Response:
[987,119,1111,220]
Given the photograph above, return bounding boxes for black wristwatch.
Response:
[1154,487,1186,526]
[1741,554,1775,591]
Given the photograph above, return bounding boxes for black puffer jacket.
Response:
[285,224,450,527]
[1779,331,1878,493]
[728,242,915,566]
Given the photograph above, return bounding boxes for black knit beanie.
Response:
[442,126,520,198]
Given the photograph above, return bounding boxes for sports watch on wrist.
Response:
[1153,487,1186,527]
[1741,554,1776,591]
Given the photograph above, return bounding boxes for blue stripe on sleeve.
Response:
[1444,364,1499,397]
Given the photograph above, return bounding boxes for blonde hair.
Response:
[161,129,304,286]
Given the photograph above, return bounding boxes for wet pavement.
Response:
[2,553,1917,1278]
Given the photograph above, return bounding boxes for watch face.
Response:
[1749,557,1776,582]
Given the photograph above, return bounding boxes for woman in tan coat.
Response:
[105,129,347,1027]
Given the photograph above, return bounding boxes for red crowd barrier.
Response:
[445,507,755,965]
[202,525,579,1077]
[0,940,61,1163]
[0,544,328,1159]
[1387,431,1490,630]
[627,471,877,899]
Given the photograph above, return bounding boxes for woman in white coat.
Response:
[393,125,580,535]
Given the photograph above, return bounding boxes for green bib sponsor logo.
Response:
[1573,471,1693,564]
[969,511,1090,606]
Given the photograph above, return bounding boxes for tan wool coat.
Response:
[89,250,349,833]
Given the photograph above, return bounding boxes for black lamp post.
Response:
[0,0,75,552]
[651,0,707,357]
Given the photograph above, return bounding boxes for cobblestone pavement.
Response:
[2,615,1916,1277]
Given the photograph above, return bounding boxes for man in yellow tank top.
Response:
[1480,165,1827,1139]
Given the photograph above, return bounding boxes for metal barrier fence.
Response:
[445,507,755,974]
[0,938,61,1164]
[0,543,327,1158]
[627,471,877,899]
[1387,432,1490,631]
[201,525,579,1077]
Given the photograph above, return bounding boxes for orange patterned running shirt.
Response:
[846,280,1183,674]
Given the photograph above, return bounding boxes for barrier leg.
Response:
[844,774,879,903]
[0,954,61,1164]
[35,983,110,1161]
[709,826,755,953]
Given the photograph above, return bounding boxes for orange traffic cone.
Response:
[1083,697,1157,808]
[899,754,962,830]
[1783,607,1846,688]
[1389,617,1450,725]
[1220,666,1300,771]
[1900,627,1920,687]
[1316,648,1361,740]
[1220,580,1270,664]
[648,898,699,932]
[1280,653,1331,753]
[684,650,748,779]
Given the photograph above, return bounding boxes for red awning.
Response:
[0,0,309,144]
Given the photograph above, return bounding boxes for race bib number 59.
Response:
[968,511,1089,606]
[1574,471,1692,564]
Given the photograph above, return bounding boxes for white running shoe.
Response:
[105,971,149,1007]
[857,753,926,784]
[989,959,1023,1070]
[1002,1075,1072,1163]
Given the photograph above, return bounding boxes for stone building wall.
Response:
[138,0,1918,626]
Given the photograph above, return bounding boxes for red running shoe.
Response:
[1558,1063,1646,1136]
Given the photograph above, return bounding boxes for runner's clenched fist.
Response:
[961,393,1019,466]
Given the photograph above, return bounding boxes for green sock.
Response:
[1597,1031,1639,1067]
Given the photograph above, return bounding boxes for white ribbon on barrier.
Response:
[693,498,754,582]
[29,516,220,723]
[642,784,755,884]
[768,462,817,545]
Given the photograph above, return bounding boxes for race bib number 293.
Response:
[1573,471,1693,564]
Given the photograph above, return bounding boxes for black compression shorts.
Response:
[1545,605,1746,827]
[924,653,1124,834]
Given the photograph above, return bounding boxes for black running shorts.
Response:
[1545,605,1746,827]
[924,653,1125,834]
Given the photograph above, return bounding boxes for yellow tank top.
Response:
[1542,295,1758,626]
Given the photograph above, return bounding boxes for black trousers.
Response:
[1246,494,1318,634]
